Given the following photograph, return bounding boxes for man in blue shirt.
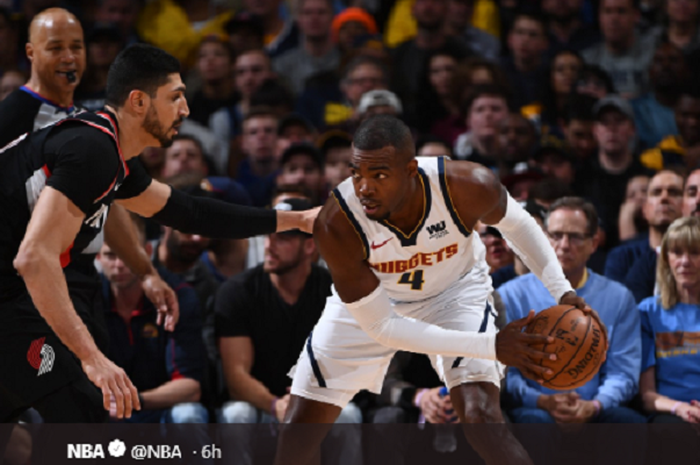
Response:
[499,197,645,462]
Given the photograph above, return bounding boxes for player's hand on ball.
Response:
[560,291,608,343]
[82,353,141,419]
[496,310,557,383]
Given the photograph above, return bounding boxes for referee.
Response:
[0,41,317,433]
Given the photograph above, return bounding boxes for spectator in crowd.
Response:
[297,54,389,130]
[625,168,700,302]
[0,69,25,100]
[224,11,265,56]
[330,7,378,56]
[391,0,472,115]
[356,89,403,123]
[277,114,318,156]
[577,95,652,250]
[606,170,684,283]
[236,108,282,206]
[209,48,273,144]
[188,35,237,127]
[561,94,599,162]
[0,7,23,75]
[641,84,700,170]
[498,111,537,176]
[500,12,549,108]
[98,221,208,426]
[276,143,327,205]
[500,197,645,434]
[478,222,514,274]
[136,0,233,68]
[648,0,700,54]
[95,0,142,45]
[639,216,700,424]
[542,0,600,55]
[632,43,689,151]
[249,78,296,117]
[453,84,510,169]
[75,23,125,111]
[445,0,501,61]
[618,174,651,242]
[412,49,462,133]
[574,64,616,100]
[319,130,352,189]
[216,196,362,464]
[528,178,575,208]
[521,49,584,137]
[243,0,299,58]
[502,166,546,202]
[531,141,577,186]
[416,135,453,158]
[273,0,338,97]
[581,0,655,99]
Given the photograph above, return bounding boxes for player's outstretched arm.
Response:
[104,204,179,331]
[13,187,140,419]
[117,180,318,238]
[317,194,554,372]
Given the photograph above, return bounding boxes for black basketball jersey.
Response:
[0,110,151,299]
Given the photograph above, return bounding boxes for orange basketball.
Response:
[525,305,609,390]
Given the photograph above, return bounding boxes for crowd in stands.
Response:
[2,0,700,460]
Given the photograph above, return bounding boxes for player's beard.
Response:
[143,104,175,148]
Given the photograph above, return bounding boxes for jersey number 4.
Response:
[398,270,425,291]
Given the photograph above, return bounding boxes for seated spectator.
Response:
[477,222,514,274]
[356,89,403,124]
[410,49,463,133]
[74,24,125,111]
[500,12,550,108]
[639,216,700,424]
[330,7,378,56]
[276,143,327,205]
[574,64,616,101]
[500,197,645,431]
[502,167,545,202]
[521,49,584,137]
[98,219,208,427]
[273,0,338,97]
[188,35,237,127]
[617,174,650,242]
[648,0,700,54]
[542,0,600,55]
[453,84,510,170]
[531,140,577,186]
[445,0,500,61]
[631,43,688,151]
[216,197,361,464]
[498,111,537,177]
[223,11,265,56]
[625,168,700,302]
[0,69,26,101]
[319,130,352,189]
[416,135,453,158]
[581,0,656,99]
[278,114,317,145]
[561,94,598,162]
[606,170,684,283]
[640,84,700,170]
[576,95,653,250]
[209,48,273,145]
[241,0,298,59]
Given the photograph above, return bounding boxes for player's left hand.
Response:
[560,291,608,344]
[142,273,179,331]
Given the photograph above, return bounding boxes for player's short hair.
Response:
[106,44,181,108]
[353,115,414,160]
[546,196,599,237]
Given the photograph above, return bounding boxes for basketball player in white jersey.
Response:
[275,115,590,465]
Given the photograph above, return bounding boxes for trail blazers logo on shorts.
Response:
[426,221,448,240]
[27,337,55,376]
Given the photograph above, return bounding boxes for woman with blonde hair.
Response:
[639,216,700,424]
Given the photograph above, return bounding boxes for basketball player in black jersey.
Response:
[0,44,317,431]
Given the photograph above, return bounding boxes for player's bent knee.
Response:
[336,403,363,424]
[217,401,258,424]
[168,402,209,424]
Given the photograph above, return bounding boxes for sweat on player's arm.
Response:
[314,192,558,381]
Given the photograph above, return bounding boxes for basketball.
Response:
[525,305,608,390]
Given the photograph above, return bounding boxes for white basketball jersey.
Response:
[332,156,491,303]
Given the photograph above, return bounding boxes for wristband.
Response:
[671,401,681,416]
[414,389,428,408]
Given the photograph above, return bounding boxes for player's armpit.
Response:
[314,194,381,303]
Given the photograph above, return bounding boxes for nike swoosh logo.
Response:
[370,237,393,250]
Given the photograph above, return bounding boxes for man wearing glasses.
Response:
[497,196,645,461]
